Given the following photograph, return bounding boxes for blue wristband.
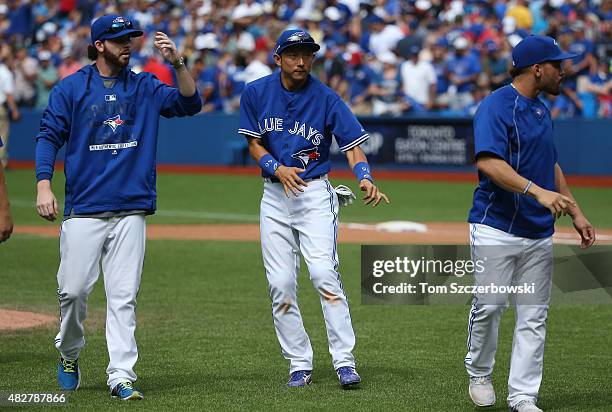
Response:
[259,154,280,176]
[353,162,373,182]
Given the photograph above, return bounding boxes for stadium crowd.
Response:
[0,0,611,119]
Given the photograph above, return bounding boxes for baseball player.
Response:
[0,137,12,242]
[238,29,389,388]
[465,35,595,412]
[35,15,201,399]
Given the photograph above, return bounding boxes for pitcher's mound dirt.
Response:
[0,309,56,331]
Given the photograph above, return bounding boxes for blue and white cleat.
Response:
[111,381,144,400]
[57,357,80,390]
[287,370,312,387]
[336,366,361,388]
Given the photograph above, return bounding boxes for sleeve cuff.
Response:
[36,172,53,181]
[238,129,261,138]
[340,133,369,152]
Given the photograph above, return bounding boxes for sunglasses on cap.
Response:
[105,19,134,34]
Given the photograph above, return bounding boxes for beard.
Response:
[543,80,562,96]
[102,47,130,68]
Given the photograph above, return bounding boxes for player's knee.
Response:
[267,278,295,300]
[58,287,88,303]
[109,288,138,306]
[307,261,336,284]
[476,304,506,318]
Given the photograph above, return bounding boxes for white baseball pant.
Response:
[465,223,553,408]
[54,214,146,390]
[260,178,356,373]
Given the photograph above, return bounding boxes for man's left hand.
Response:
[572,213,595,249]
[154,32,181,66]
[359,179,390,207]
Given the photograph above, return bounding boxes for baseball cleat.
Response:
[469,375,495,407]
[111,381,144,400]
[510,400,543,412]
[287,370,312,387]
[57,357,81,391]
[336,366,361,388]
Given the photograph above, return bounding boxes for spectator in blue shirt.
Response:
[448,36,481,112]
[568,21,597,77]
[346,51,378,114]
[431,38,451,110]
[198,65,224,113]
[482,41,511,90]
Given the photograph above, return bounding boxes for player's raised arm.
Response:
[154,32,196,97]
[345,146,389,207]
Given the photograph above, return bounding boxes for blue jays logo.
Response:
[103,114,125,132]
[291,147,320,168]
[287,32,309,42]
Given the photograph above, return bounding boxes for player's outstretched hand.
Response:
[533,188,575,219]
[275,165,307,197]
[359,179,390,207]
[36,181,59,222]
[154,32,180,65]
[572,213,596,249]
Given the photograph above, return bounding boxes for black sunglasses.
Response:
[105,19,133,34]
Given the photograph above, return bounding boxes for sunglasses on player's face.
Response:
[105,19,133,34]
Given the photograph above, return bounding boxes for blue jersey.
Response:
[238,71,369,179]
[569,39,595,75]
[468,85,557,239]
[448,53,481,93]
[35,64,202,215]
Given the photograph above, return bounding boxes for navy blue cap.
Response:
[91,15,143,44]
[274,29,320,55]
[433,37,449,48]
[511,35,577,69]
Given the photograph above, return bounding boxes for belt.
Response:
[264,174,328,183]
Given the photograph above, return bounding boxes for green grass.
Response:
[1,237,611,411]
[1,169,611,410]
[5,169,612,228]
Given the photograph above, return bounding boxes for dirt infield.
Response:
[15,222,612,244]
[0,309,56,331]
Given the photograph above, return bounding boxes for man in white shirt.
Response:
[399,45,437,110]
[368,16,405,57]
[243,50,272,84]
[0,58,21,168]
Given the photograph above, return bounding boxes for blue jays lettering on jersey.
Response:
[35,64,201,215]
[468,85,557,239]
[238,70,368,179]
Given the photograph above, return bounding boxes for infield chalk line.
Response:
[10,199,260,222]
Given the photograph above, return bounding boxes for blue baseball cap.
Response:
[91,15,143,44]
[274,29,320,56]
[511,35,577,69]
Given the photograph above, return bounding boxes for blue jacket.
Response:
[36,64,202,215]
